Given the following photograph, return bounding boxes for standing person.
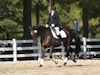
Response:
[73,19,80,33]
[46,5,60,36]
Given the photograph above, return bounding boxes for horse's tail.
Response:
[74,33,81,57]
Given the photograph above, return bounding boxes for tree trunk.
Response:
[35,0,40,25]
[82,5,89,38]
[23,0,32,39]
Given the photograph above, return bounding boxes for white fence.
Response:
[0,39,36,62]
[81,37,100,59]
[0,38,65,62]
[0,37,100,62]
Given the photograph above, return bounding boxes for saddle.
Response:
[50,26,67,39]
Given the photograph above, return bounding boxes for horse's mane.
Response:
[33,25,50,35]
[36,25,46,31]
[35,25,49,31]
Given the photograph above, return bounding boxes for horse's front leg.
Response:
[49,47,58,64]
[39,48,45,67]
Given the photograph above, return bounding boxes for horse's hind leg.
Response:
[49,47,58,64]
[70,52,77,63]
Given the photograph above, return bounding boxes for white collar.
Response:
[51,10,55,16]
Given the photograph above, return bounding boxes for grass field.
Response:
[0,59,100,75]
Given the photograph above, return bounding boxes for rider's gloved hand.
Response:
[45,24,49,28]
[51,24,55,27]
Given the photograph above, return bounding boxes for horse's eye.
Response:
[34,30,37,33]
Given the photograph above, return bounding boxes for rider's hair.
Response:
[51,5,56,10]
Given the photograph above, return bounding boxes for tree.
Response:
[23,0,32,39]
[79,0,100,38]
[35,0,41,25]
[0,0,23,39]
[0,0,100,39]
[81,0,89,38]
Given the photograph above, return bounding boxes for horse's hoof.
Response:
[51,59,58,64]
[39,65,43,67]
[63,62,67,66]
[73,60,77,63]
[55,61,58,64]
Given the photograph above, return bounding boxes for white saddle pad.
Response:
[50,27,67,39]
[59,30,67,38]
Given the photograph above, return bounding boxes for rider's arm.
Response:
[53,12,60,26]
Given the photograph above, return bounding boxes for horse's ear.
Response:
[32,26,35,30]
[32,26,34,29]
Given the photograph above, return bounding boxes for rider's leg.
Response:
[54,27,60,35]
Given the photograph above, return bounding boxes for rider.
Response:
[46,5,60,36]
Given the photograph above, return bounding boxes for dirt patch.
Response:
[0,59,100,75]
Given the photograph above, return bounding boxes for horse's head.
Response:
[31,26,39,41]
[31,25,49,41]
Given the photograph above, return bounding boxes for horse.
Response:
[31,25,80,67]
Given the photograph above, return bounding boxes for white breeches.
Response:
[54,27,60,35]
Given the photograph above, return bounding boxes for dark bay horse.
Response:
[31,25,80,67]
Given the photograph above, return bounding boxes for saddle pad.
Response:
[59,30,67,38]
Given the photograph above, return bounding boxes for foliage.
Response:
[0,19,23,39]
[0,0,100,39]
[0,0,23,39]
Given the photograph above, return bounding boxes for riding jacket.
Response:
[47,12,60,27]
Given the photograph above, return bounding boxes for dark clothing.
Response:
[47,12,60,27]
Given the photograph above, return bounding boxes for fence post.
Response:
[38,37,41,60]
[13,38,17,62]
[83,37,87,59]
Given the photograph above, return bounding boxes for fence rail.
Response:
[0,37,100,62]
